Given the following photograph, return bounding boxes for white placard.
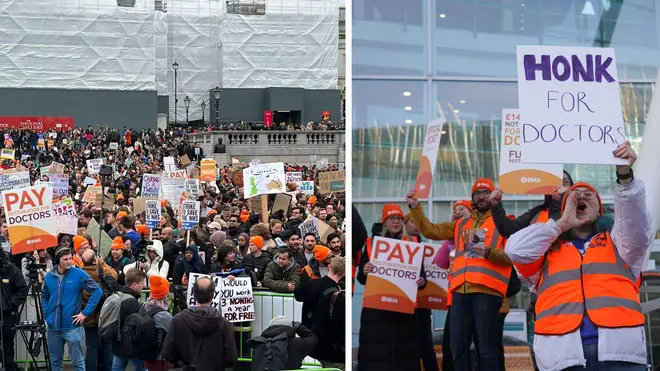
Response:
[516,45,626,165]
[180,200,200,230]
[186,273,222,308]
[285,172,303,183]
[219,277,255,323]
[296,181,314,195]
[86,159,104,174]
[242,162,286,199]
[145,200,161,229]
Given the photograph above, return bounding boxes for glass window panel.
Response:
[353,80,430,198]
[353,0,429,76]
[434,0,660,78]
[431,81,650,199]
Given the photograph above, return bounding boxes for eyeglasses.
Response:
[572,190,597,200]
[473,190,492,197]
[387,216,404,221]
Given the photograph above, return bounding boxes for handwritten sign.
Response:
[145,200,161,229]
[49,162,65,174]
[0,149,15,160]
[317,171,345,194]
[52,199,77,235]
[296,181,314,195]
[413,115,445,198]
[362,236,424,314]
[285,172,303,183]
[517,45,626,165]
[242,162,285,199]
[50,174,69,198]
[186,273,222,308]
[3,185,58,255]
[86,158,103,174]
[498,109,563,194]
[141,174,161,198]
[180,200,199,230]
[219,277,255,323]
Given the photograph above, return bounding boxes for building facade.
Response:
[352,0,660,364]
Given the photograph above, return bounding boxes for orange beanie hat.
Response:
[314,245,332,262]
[308,196,317,205]
[453,200,473,212]
[381,204,404,223]
[149,276,170,300]
[561,182,603,216]
[111,237,125,250]
[116,211,128,219]
[136,225,149,236]
[73,235,90,252]
[249,236,264,249]
[471,178,495,194]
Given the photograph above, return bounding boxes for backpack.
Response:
[97,264,119,306]
[98,292,131,341]
[121,306,165,360]
[248,325,297,371]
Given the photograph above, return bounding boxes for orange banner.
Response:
[200,159,217,183]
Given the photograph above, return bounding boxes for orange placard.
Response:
[200,159,217,183]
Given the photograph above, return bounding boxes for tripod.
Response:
[16,274,51,371]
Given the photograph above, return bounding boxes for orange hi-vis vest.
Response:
[531,209,550,224]
[450,216,512,296]
[533,232,644,336]
[303,265,319,280]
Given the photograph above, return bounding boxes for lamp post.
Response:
[213,86,222,126]
[201,101,206,123]
[184,96,190,124]
[172,60,179,126]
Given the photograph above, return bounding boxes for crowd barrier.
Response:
[13,290,331,369]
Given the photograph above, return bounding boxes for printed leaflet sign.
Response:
[145,200,161,229]
[413,114,446,198]
[416,243,449,310]
[3,185,57,254]
[180,200,200,230]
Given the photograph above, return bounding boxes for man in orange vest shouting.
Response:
[408,179,512,371]
[505,141,651,371]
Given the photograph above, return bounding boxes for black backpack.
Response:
[247,325,297,371]
[121,306,165,360]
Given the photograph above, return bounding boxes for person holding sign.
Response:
[505,141,650,371]
[356,204,426,371]
[408,179,513,371]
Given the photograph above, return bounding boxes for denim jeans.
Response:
[85,326,113,371]
[450,293,503,371]
[46,327,85,371]
[112,356,146,371]
[563,343,647,371]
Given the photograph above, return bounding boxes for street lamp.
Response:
[172,60,179,126]
[184,95,191,124]
[213,86,222,126]
[201,101,206,123]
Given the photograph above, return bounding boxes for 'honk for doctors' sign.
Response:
[362,236,424,314]
[516,45,626,166]
[2,185,58,255]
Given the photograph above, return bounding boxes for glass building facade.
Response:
[352,0,660,365]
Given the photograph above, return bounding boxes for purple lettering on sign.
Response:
[540,124,557,142]
[522,123,540,143]
[577,124,587,141]
[615,127,626,145]
[558,125,573,142]
[524,54,615,83]
[588,125,604,142]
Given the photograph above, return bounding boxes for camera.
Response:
[25,254,47,283]
[134,237,153,264]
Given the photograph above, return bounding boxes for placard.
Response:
[49,162,65,174]
[296,181,314,195]
[161,170,186,209]
[232,169,244,187]
[285,172,303,183]
[186,273,222,308]
[200,159,217,183]
[0,148,15,160]
[50,174,69,198]
[517,45,626,165]
[86,159,103,174]
[185,179,200,197]
[145,200,161,229]
[3,185,58,255]
[180,200,200,230]
[109,142,119,150]
[299,218,320,241]
[413,115,445,198]
[242,162,286,199]
[271,193,292,215]
[416,243,449,310]
[219,277,255,323]
[499,109,564,194]
[52,199,77,235]
[141,174,161,198]
[83,177,97,186]
[0,172,31,205]
[163,157,177,172]
[362,236,424,314]
[317,171,345,194]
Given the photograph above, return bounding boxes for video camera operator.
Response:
[122,236,169,282]
[0,248,28,371]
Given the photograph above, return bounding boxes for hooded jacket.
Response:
[81,259,119,327]
[162,306,237,370]
[123,240,169,279]
[42,266,102,331]
[262,255,301,293]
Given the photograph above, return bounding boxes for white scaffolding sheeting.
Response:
[165,0,222,123]
[155,11,168,94]
[221,0,339,90]
[0,0,156,91]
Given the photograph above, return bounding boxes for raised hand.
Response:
[557,191,591,233]
[406,189,419,209]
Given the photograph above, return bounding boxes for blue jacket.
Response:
[42,266,102,331]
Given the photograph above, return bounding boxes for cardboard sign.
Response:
[413,115,445,198]
[145,200,161,229]
[517,45,626,165]
[86,158,103,174]
[200,159,217,183]
[362,236,424,314]
[271,193,292,215]
[219,277,255,323]
[83,186,101,204]
[141,174,161,198]
[49,162,66,174]
[132,197,148,216]
[498,109,563,194]
[243,162,286,199]
[0,148,15,160]
[186,273,222,308]
[416,243,449,310]
[180,154,192,167]
[248,197,262,213]
[318,171,345,194]
[180,200,200,230]
[3,185,58,254]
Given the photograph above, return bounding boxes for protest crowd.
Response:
[0,125,346,371]
[353,140,649,371]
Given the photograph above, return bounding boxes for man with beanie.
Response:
[72,235,90,268]
[296,245,336,327]
[143,275,173,371]
[43,246,103,371]
[241,236,272,283]
[407,178,513,371]
[81,249,118,371]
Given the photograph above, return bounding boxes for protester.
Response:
[0,248,28,371]
[105,236,135,285]
[262,249,301,293]
[505,141,650,371]
[242,236,272,283]
[142,275,174,371]
[248,315,319,370]
[43,246,102,371]
[110,268,147,371]
[163,276,238,370]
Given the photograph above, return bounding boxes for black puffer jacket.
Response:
[242,250,272,282]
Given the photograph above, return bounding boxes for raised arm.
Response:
[504,221,559,292]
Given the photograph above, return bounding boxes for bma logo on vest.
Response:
[520,176,541,184]
[381,296,398,304]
